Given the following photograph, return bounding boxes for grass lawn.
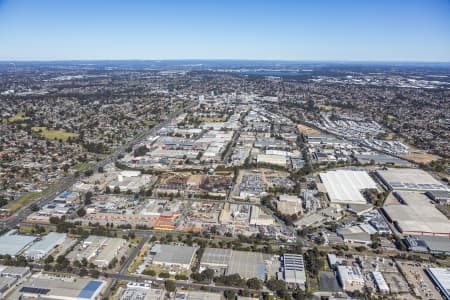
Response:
[143,120,159,127]
[198,116,227,122]
[387,114,397,121]
[74,162,91,172]
[7,191,42,212]
[8,112,29,123]
[32,126,78,142]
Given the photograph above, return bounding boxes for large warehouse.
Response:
[23,232,67,260]
[319,170,378,204]
[278,254,306,289]
[0,230,36,256]
[10,275,105,300]
[426,268,450,300]
[151,244,198,270]
[376,168,448,192]
[383,191,450,236]
[200,248,268,280]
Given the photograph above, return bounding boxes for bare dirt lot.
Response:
[297,124,321,135]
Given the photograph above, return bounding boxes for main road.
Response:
[1,101,197,230]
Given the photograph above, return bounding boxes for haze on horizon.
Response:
[0,0,449,62]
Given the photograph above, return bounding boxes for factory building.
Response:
[23,232,67,260]
[376,168,448,192]
[337,266,365,291]
[319,170,377,205]
[382,191,450,237]
[426,268,450,300]
[278,254,306,289]
[151,244,198,270]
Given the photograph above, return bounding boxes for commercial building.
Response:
[151,244,197,270]
[337,266,365,291]
[278,254,306,289]
[319,170,377,204]
[23,232,67,260]
[376,168,448,192]
[426,268,450,300]
[382,191,450,236]
[0,230,36,256]
[10,274,105,300]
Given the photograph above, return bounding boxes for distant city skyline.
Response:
[0,0,449,62]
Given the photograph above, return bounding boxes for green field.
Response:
[6,191,42,212]
[198,116,227,122]
[74,162,91,172]
[8,112,29,123]
[387,114,397,121]
[32,126,78,142]
[143,120,159,127]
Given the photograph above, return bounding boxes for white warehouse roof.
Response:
[319,170,377,204]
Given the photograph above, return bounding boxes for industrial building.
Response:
[175,290,223,300]
[426,190,450,204]
[120,285,164,300]
[10,274,105,300]
[0,230,36,256]
[278,254,306,289]
[23,232,67,260]
[200,248,268,280]
[277,194,302,215]
[199,248,232,274]
[376,168,448,192]
[67,236,127,268]
[0,265,30,298]
[426,268,450,300]
[337,265,365,291]
[382,191,450,236]
[372,271,390,293]
[405,236,450,255]
[319,170,377,204]
[249,206,275,226]
[151,244,198,270]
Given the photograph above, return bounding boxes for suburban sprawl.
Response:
[0,61,449,300]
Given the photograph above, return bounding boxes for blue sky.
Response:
[0,0,449,61]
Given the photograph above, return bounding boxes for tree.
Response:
[79,268,88,277]
[165,280,176,292]
[113,186,121,194]
[84,191,93,205]
[246,278,262,290]
[143,269,156,276]
[77,208,86,217]
[44,255,54,265]
[159,272,170,278]
[224,290,235,300]
[90,269,100,278]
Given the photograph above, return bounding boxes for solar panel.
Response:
[78,280,103,299]
[20,287,50,294]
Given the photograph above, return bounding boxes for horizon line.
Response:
[0,58,449,64]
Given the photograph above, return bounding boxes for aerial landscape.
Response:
[0,1,449,300]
